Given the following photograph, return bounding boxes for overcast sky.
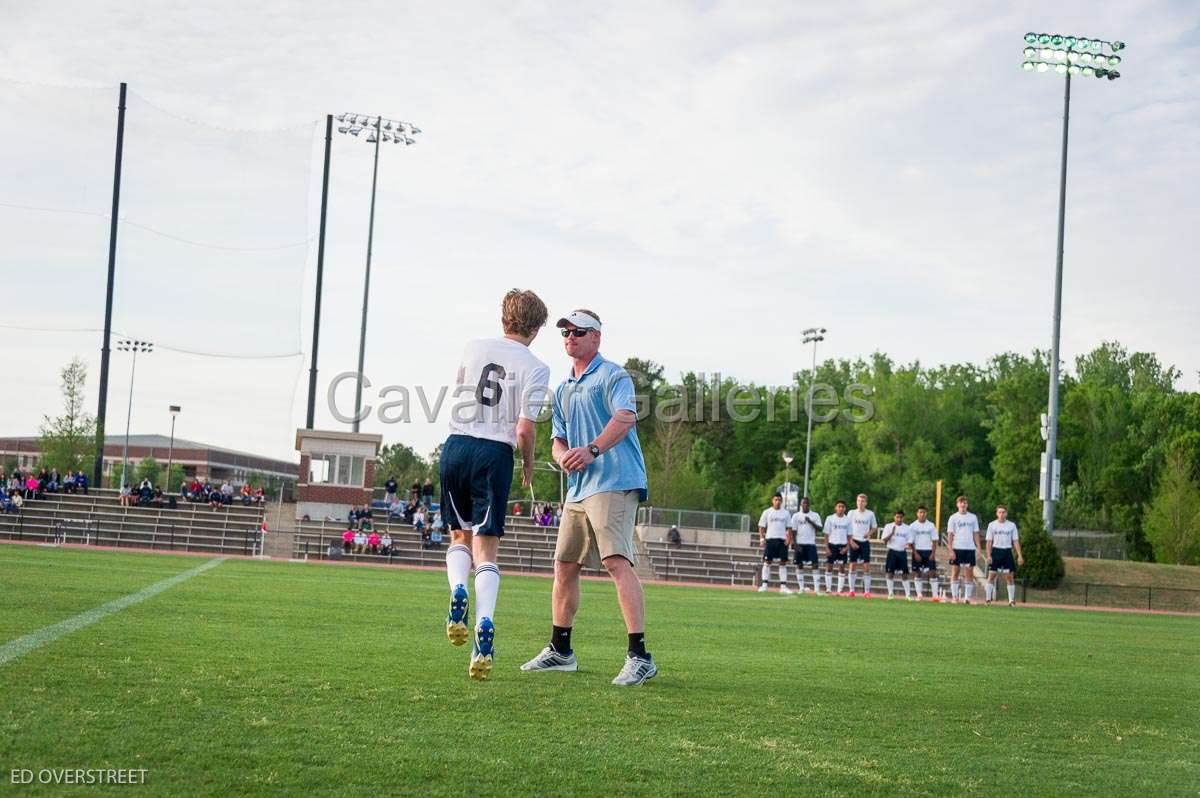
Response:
[2,1,1197,464]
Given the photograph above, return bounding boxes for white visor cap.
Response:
[555,311,601,331]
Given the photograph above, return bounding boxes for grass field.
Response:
[1,545,1198,796]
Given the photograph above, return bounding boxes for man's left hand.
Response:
[560,446,596,472]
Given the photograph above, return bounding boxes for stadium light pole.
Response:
[94,82,128,489]
[166,405,180,493]
[782,451,794,512]
[1020,32,1126,534]
[306,115,333,430]
[334,112,422,433]
[801,327,826,500]
[116,339,153,488]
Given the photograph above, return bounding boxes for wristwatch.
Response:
[588,444,601,458]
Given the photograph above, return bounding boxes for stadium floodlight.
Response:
[1018,31,1126,536]
[1024,32,1038,43]
[114,338,154,489]
[335,112,423,433]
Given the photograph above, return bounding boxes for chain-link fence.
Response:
[1051,529,1127,560]
[637,506,750,534]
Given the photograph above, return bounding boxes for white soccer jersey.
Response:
[882,522,911,552]
[986,521,1019,549]
[823,514,852,545]
[790,510,822,545]
[948,512,981,550]
[848,508,877,541]
[758,507,791,540]
[909,519,937,550]
[448,337,551,448]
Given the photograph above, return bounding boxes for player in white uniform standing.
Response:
[946,495,982,604]
[822,500,853,594]
[985,504,1024,606]
[908,505,940,601]
[880,509,914,600]
[440,289,551,680]
[789,496,823,594]
[847,493,878,597]
[758,493,792,594]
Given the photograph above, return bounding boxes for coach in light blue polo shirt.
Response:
[519,308,657,687]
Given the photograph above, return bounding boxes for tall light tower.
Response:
[116,339,153,488]
[1021,32,1126,533]
[801,327,826,500]
[335,112,421,433]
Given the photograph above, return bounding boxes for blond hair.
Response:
[501,289,549,337]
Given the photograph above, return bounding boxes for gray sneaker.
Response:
[520,646,578,672]
[611,654,657,686]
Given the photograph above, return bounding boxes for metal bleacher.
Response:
[0,489,266,556]
[644,536,904,587]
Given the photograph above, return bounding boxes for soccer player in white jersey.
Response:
[847,493,878,597]
[440,289,551,680]
[946,495,982,604]
[908,505,940,601]
[789,496,823,594]
[758,493,793,594]
[822,500,853,594]
[985,504,1024,606]
[880,509,914,600]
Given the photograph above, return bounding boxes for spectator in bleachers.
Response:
[119,483,133,507]
[138,479,154,506]
[368,530,381,554]
[208,487,223,509]
[254,487,265,505]
[49,468,61,492]
[76,470,89,495]
[422,478,434,508]
[188,479,202,502]
[341,527,354,553]
[667,524,682,547]
[1,492,15,514]
[354,528,368,554]
[220,481,234,504]
[512,501,523,517]
[240,484,253,505]
[409,481,421,504]
[62,471,76,493]
[380,531,393,556]
[431,509,444,535]
[414,505,427,534]
[385,476,398,505]
[38,467,51,492]
[536,507,554,526]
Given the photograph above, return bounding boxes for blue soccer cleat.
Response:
[469,617,495,681]
[446,584,469,646]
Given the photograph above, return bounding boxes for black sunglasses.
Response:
[560,328,591,338]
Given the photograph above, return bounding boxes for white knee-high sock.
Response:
[761,563,770,584]
[985,582,994,601]
[886,577,895,598]
[825,572,833,592]
[837,573,846,593]
[903,579,912,598]
[915,577,924,596]
[1007,580,1017,602]
[864,574,873,593]
[474,562,500,622]
[931,577,940,598]
[446,544,472,590]
[964,580,974,601]
[813,571,822,592]
[779,565,788,586]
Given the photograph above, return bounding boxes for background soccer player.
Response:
[946,495,982,604]
[908,505,940,601]
[822,500,853,594]
[880,509,913,600]
[440,289,551,681]
[985,504,1024,606]
[758,493,792,594]
[789,496,822,594]
[847,493,878,597]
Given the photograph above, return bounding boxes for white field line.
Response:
[0,557,225,666]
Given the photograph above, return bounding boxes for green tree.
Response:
[1018,497,1065,588]
[38,358,97,475]
[1143,452,1200,565]
[375,442,431,489]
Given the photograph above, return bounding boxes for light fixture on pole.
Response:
[166,405,181,493]
[115,339,153,488]
[801,327,826,500]
[782,451,795,512]
[1021,32,1126,534]
[335,112,422,433]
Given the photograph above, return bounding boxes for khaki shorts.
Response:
[554,490,640,568]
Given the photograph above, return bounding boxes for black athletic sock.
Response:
[551,625,572,655]
[627,632,648,659]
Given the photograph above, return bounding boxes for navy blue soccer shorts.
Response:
[952,548,977,567]
[439,434,513,537]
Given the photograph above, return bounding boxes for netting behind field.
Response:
[0,79,318,459]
